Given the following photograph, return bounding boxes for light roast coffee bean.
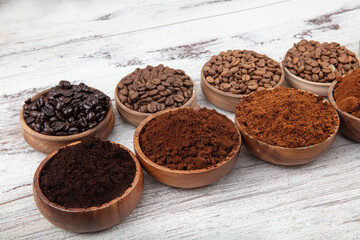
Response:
[282,39,360,83]
[203,50,282,94]
[117,64,194,113]
[23,81,111,136]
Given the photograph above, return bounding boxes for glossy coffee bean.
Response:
[23,80,110,136]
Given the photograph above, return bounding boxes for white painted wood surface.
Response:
[1,0,359,239]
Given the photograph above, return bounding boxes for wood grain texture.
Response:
[0,0,360,239]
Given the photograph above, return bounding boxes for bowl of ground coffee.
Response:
[282,39,360,96]
[20,80,115,154]
[115,64,197,126]
[201,49,284,112]
[328,69,360,142]
[235,87,339,165]
[133,106,241,188]
[33,138,144,233]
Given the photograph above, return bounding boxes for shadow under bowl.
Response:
[133,107,241,188]
[33,141,144,233]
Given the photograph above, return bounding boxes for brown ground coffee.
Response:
[40,138,136,208]
[235,87,338,148]
[140,107,240,170]
[333,68,360,118]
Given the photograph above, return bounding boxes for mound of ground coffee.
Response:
[40,138,136,208]
[140,107,240,170]
[203,50,282,94]
[282,39,359,83]
[333,68,360,118]
[23,80,111,136]
[235,87,338,148]
[117,64,194,113]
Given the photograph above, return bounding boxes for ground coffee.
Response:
[140,107,240,170]
[235,87,338,148]
[282,40,359,83]
[40,138,136,208]
[118,64,194,113]
[333,68,360,118]
[23,80,111,136]
[203,50,282,94]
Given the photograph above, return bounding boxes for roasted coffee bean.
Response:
[282,40,359,83]
[22,80,110,136]
[117,64,194,113]
[43,127,54,135]
[147,103,157,113]
[203,50,282,95]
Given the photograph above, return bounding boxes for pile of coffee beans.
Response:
[23,80,111,136]
[282,39,360,83]
[117,64,194,113]
[203,50,282,94]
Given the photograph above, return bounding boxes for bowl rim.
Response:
[200,54,285,99]
[133,106,242,174]
[114,71,197,117]
[235,87,340,150]
[20,87,114,141]
[328,80,360,122]
[33,140,143,212]
[281,50,360,87]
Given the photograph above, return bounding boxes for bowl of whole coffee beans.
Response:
[133,106,241,188]
[328,69,360,142]
[235,87,339,165]
[20,80,115,154]
[282,39,360,96]
[115,64,197,126]
[201,49,284,112]
[33,138,144,233]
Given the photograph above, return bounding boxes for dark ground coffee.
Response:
[140,107,240,170]
[40,138,136,208]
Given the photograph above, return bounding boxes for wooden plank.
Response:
[1,0,359,239]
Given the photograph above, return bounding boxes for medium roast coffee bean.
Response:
[282,39,360,83]
[117,64,194,113]
[203,50,282,94]
[23,81,111,136]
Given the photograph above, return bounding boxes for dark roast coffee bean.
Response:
[43,127,54,135]
[118,64,193,113]
[23,80,110,136]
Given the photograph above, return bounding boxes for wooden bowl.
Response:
[235,120,338,165]
[33,141,144,233]
[20,88,115,154]
[283,53,360,96]
[282,65,331,96]
[133,107,241,188]
[235,99,340,165]
[201,66,285,112]
[114,73,197,126]
[328,81,360,142]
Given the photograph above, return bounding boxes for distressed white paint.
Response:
[0,0,359,239]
